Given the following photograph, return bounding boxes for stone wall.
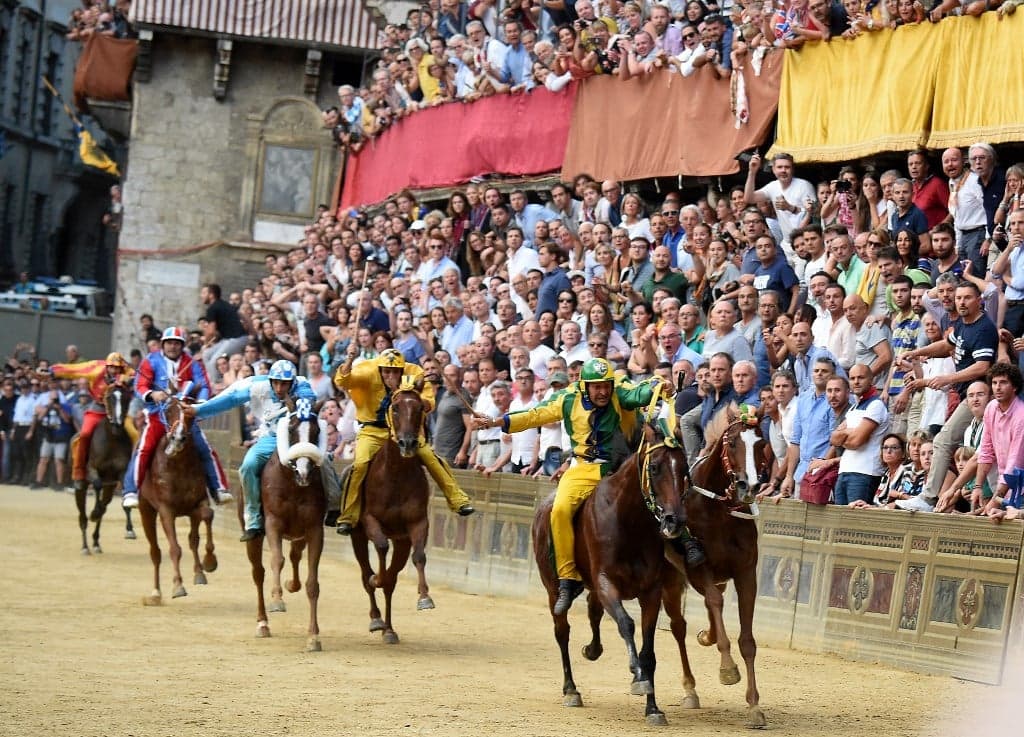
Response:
[113,34,341,348]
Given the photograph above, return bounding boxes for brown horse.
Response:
[673,404,766,727]
[244,410,327,652]
[532,420,694,725]
[349,381,433,644]
[138,399,217,604]
[75,384,134,554]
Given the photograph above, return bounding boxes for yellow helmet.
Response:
[378,349,406,369]
[105,352,129,370]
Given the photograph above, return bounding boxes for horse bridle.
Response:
[690,419,760,520]
[636,431,677,524]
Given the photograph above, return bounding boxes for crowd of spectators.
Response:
[66,0,135,42]
[322,0,1023,147]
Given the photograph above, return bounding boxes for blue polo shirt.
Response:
[890,205,929,236]
[791,388,833,482]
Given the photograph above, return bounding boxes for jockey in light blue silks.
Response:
[192,360,318,541]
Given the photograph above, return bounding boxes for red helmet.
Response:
[161,326,186,344]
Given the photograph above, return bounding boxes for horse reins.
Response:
[689,419,760,520]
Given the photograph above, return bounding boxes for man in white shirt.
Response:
[813,283,856,369]
[507,369,539,474]
[506,227,541,278]
[475,380,513,475]
[522,319,556,378]
[744,152,816,262]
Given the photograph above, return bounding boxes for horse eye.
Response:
[649,463,660,477]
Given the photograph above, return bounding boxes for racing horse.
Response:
[532,414,693,726]
[244,404,328,652]
[672,403,766,728]
[349,377,433,645]
[75,383,134,554]
[138,398,217,604]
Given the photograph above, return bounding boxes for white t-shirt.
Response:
[508,396,538,465]
[758,178,816,245]
[529,344,556,379]
[838,396,889,476]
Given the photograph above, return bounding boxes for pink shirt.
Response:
[978,397,1024,484]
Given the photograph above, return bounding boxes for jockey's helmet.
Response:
[160,326,187,344]
[105,352,129,370]
[378,349,406,370]
[268,360,297,382]
[580,358,614,385]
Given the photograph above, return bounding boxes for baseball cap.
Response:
[549,371,570,387]
[567,270,586,282]
[410,220,427,231]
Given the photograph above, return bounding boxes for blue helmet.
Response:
[268,360,297,382]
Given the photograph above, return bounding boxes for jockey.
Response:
[121,326,232,508]
[50,352,137,495]
[333,345,474,536]
[189,359,318,541]
[473,357,703,616]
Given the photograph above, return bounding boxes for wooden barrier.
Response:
[215,449,1023,684]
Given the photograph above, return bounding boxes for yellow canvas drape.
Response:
[771,13,1024,162]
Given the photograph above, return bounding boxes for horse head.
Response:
[104,384,130,434]
[277,404,325,487]
[388,376,426,458]
[164,398,193,457]
[696,402,766,504]
[637,421,689,540]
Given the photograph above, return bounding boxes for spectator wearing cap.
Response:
[535,243,571,320]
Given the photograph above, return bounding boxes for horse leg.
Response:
[697,582,724,647]
[246,537,270,637]
[139,499,162,605]
[123,502,136,539]
[704,580,740,686]
[638,589,667,726]
[581,591,604,661]
[267,527,287,613]
[409,518,434,610]
[350,526,383,632]
[75,483,89,555]
[380,538,412,644]
[90,482,115,553]
[158,508,187,599]
[601,586,648,698]
[662,572,700,709]
[305,524,324,652]
[735,567,765,727]
[188,512,206,586]
[554,607,582,707]
[287,539,305,593]
[200,503,217,572]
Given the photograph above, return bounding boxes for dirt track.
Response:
[0,484,1007,737]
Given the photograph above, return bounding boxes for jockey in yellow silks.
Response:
[332,347,474,535]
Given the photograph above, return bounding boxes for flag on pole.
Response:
[76,125,120,176]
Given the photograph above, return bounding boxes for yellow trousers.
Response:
[551,461,604,581]
[340,426,472,526]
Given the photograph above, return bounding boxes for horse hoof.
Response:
[286,580,301,594]
[92,544,103,554]
[172,586,187,599]
[630,679,653,696]
[268,601,286,613]
[563,692,583,708]
[681,694,701,710]
[194,572,208,585]
[645,711,668,727]
[80,547,90,556]
[581,643,603,661]
[256,621,271,638]
[697,630,715,647]
[720,666,741,686]
[307,636,322,652]
[382,630,400,645]
[746,707,767,729]
[202,555,218,573]
[368,618,386,632]
[417,597,435,611]
[142,594,162,606]
[124,530,137,540]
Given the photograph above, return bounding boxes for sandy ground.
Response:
[0,483,1011,737]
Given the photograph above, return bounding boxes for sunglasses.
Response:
[558,298,574,303]
[588,342,607,348]
[662,210,679,216]
[682,33,697,39]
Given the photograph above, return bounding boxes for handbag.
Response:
[801,464,838,505]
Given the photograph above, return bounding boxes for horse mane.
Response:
[701,401,739,451]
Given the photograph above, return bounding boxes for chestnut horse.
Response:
[672,404,766,728]
[349,379,433,645]
[138,398,217,604]
[532,419,694,726]
[75,384,134,554]
[244,409,327,652]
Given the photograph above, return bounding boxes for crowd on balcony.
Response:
[321,0,1023,148]
[66,1,136,42]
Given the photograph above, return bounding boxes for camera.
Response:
[835,180,852,194]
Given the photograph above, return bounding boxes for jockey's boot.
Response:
[122,492,139,509]
[553,578,584,616]
[324,510,340,528]
[214,488,234,505]
[670,533,706,567]
[239,527,264,542]
[336,522,354,536]
[457,503,475,516]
